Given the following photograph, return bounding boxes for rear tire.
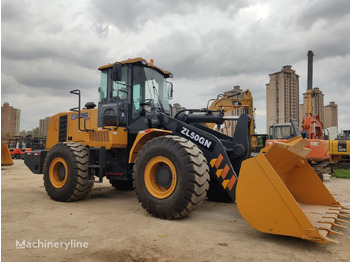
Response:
[43,142,93,202]
[133,135,210,219]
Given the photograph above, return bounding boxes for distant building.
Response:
[324,101,338,130]
[39,117,50,137]
[19,130,27,137]
[266,66,300,132]
[1,102,21,137]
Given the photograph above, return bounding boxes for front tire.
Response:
[43,142,93,202]
[133,135,210,219]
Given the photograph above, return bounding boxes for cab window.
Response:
[274,126,292,139]
[133,84,141,118]
[111,66,128,101]
[98,71,108,102]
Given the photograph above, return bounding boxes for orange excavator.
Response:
[267,51,331,176]
[300,51,331,174]
[301,51,323,139]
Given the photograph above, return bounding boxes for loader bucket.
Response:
[236,137,349,243]
[1,142,14,166]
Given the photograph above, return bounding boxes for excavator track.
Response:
[311,161,335,180]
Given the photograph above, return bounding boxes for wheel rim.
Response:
[49,157,68,188]
[144,156,177,199]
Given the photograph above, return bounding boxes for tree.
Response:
[32,127,40,137]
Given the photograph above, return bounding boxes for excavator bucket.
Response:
[1,142,14,166]
[236,137,349,243]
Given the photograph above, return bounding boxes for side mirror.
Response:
[112,63,123,81]
[167,82,173,100]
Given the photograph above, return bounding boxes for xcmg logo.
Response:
[71,112,88,120]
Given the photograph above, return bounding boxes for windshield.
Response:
[132,66,170,118]
[274,126,292,139]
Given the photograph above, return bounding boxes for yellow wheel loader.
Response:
[24,58,348,243]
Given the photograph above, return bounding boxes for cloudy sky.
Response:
[2,0,350,134]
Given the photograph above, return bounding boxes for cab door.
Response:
[97,67,129,128]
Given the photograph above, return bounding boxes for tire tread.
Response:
[133,135,210,219]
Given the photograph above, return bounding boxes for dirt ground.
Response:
[2,160,350,262]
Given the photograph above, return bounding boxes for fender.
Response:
[128,129,172,163]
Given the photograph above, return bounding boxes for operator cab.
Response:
[268,118,301,140]
[97,58,173,132]
[269,123,294,139]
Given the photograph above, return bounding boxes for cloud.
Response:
[297,0,350,29]
[89,0,253,32]
[2,0,350,133]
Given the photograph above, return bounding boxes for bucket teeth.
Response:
[304,235,339,244]
[323,237,339,244]
[318,221,348,229]
[323,214,337,219]
[329,207,342,211]
[340,205,350,210]
[326,211,341,216]
[336,205,350,214]
[322,216,349,224]
[314,206,349,241]
[338,214,350,219]
[334,218,348,224]
[328,229,343,236]
[331,205,350,212]
[333,223,348,229]
[316,226,343,236]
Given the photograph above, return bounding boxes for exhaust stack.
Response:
[307,50,314,91]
